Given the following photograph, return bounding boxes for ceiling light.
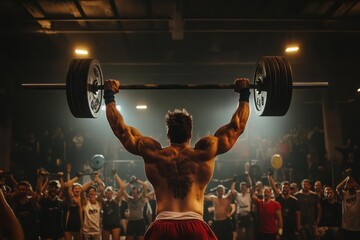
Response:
[285,46,299,53]
[75,49,88,55]
[357,88,360,93]
[101,105,121,111]
[136,105,147,110]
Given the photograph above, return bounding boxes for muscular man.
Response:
[104,78,250,240]
[205,185,235,240]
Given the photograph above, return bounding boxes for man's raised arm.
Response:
[214,78,250,155]
[104,79,143,155]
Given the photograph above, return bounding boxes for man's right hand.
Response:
[66,163,72,173]
[111,168,117,176]
[234,78,250,93]
[104,79,120,93]
[268,168,274,176]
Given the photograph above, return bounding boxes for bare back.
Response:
[140,136,218,216]
[105,79,250,216]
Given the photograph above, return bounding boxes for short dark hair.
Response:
[301,179,310,185]
[87,185,98,194]
[49,180,61,189]
[165,109,192,144]
[281,181,290,187]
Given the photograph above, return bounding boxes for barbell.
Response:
[90,154,105,170]
[22,56,328,118]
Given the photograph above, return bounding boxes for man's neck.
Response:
[282,193,290,199]
[171,141,189,146]
[301,189,310,195]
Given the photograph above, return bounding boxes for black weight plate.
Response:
[253,58,271,116]
[66,59,103,118]
[260,57,277,116]
[66,59,83,118]
[78,59,92,118]
[268,56,285,116]
[262,57,278,116]
[277,57,293,115]
[273,56,288,116]
[90,154,105,170]
[86,59,103,118]
[75,59,90,118]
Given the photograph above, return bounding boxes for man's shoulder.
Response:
[271,199,281,206]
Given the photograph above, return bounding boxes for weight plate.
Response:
[254,56,293,116]
[273,57,287,116]
[253,58,271,116]
[66,59,83,118]
[274,56,292,116]
[76,59,89,117]
[90,154,105,170]
[271,57,283,115]
[78,59,92,118]
[263,57,278,116]
[267,56,282,116]
[66,59,103,118]
[87,59,103,118]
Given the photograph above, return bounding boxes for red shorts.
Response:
[144,219,218,240]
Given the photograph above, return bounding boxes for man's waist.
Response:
[156,211,204,221]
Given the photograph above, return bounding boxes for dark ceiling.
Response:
[1,0,360,142]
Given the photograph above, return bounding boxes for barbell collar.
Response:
[22,82,329,90]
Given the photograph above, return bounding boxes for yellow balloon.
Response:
[271,154,283,169]
[56,158,62,166]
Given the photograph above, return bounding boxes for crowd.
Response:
[1,123,359,240]
[1,161,359,240]
[10,124,359,187]
[203,169,360,240]
[0,166,156,240]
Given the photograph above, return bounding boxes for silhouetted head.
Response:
[166,109,192,144]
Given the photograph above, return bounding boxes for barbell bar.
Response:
[21,56,329,118]
[21,82,328,90]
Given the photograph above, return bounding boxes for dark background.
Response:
[0,0,359,186]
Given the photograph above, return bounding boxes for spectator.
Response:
[319,186,341,240]
[205,185,234,240]
[268,171,300,240]
[336,176,360,240]
[231,180,254,240]
[251,186,283,240]
[295,179,321,240]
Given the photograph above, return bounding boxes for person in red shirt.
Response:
[251,186,283,240]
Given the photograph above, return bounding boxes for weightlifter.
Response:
[104,77,250,240]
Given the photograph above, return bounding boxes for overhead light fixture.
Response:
[285,46,299,53]
[357,88,360,93]
[101,105,121,111]
[75,49,89,55]
[136,105,147,110]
